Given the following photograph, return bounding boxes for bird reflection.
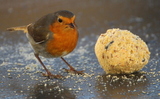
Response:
[29,82,75,99]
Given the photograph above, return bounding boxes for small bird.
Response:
[7,10,83,78]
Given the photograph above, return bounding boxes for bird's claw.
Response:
[41,72,64,79]
[63,68,84,75]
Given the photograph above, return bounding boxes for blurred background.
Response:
[0,0,160,99]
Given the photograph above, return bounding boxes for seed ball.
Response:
[95,28,150,74]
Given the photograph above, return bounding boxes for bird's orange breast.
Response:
[46,24,78,57]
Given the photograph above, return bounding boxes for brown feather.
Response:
[7,24,31,33]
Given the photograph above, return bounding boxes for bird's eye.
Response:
[58,18,63,23]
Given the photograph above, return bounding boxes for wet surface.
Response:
[0,0,160,99]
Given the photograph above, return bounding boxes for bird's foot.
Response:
[41,72,64,79]
[63,66,84,75]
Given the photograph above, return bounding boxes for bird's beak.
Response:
[68,23,75,28]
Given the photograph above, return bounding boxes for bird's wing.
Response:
[27,23,52,44]
[27,13,56,44]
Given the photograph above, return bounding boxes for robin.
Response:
[7,10,83,79]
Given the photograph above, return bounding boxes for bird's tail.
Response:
[7,24,30,33]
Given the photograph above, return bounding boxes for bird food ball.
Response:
[95,28,150,74]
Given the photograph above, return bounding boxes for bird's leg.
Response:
[61,57,84,75]
[34,53,63,79]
